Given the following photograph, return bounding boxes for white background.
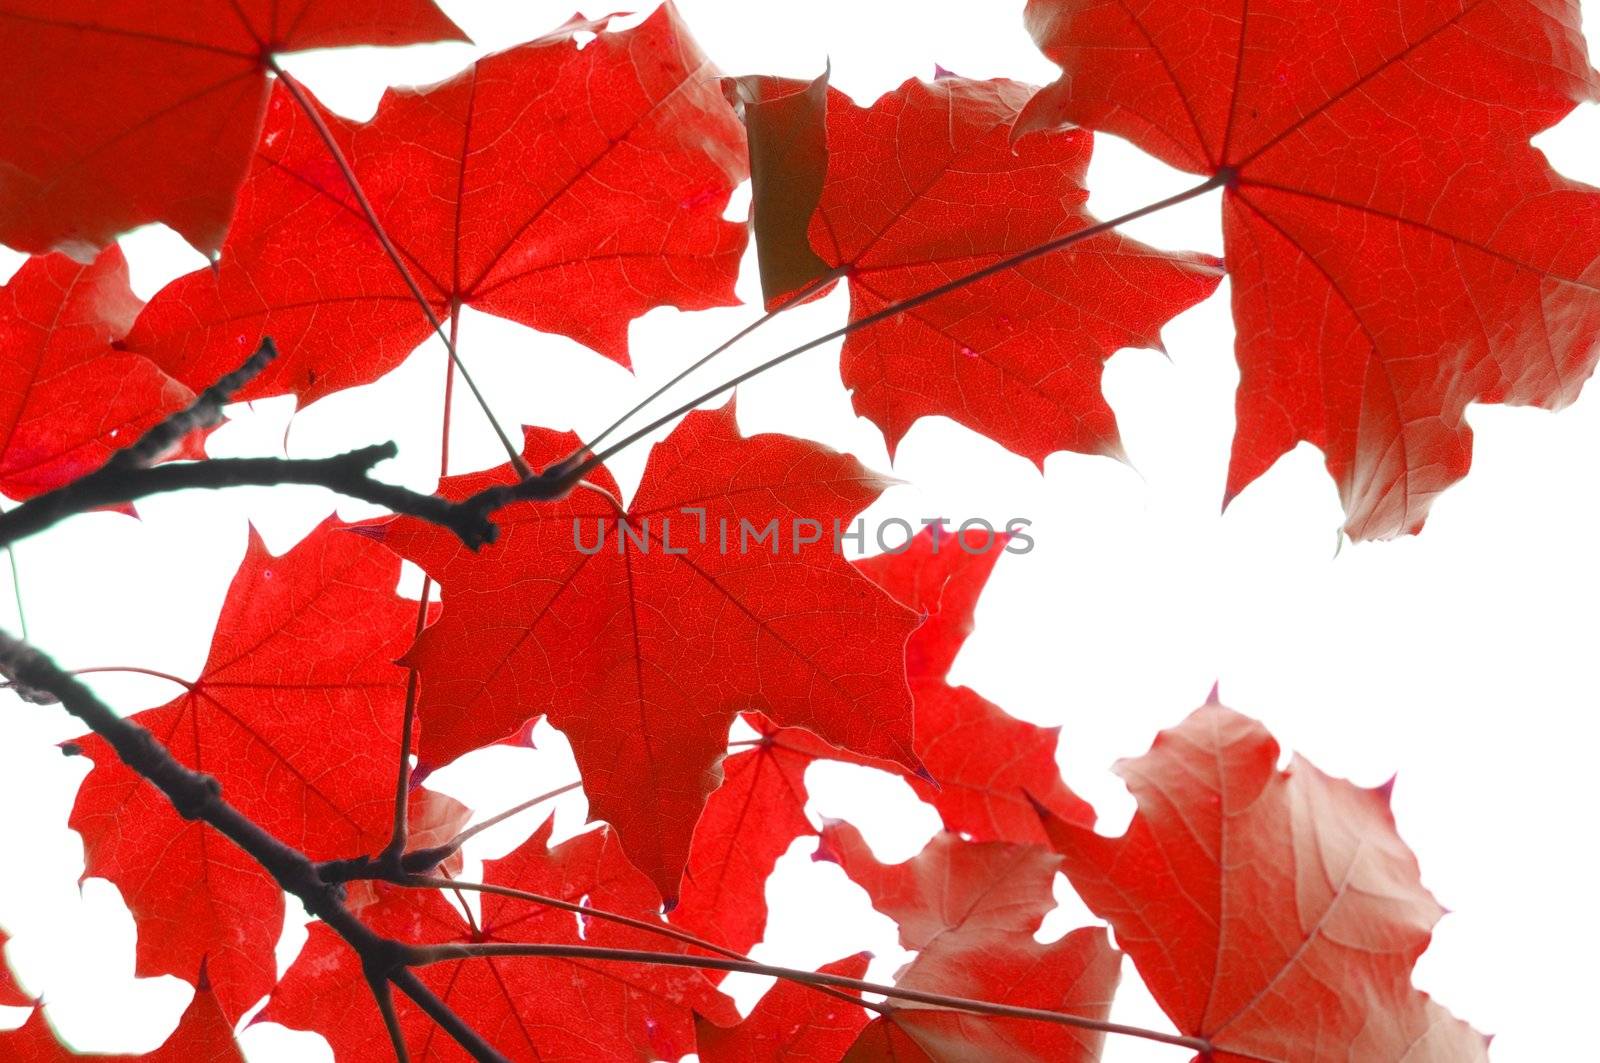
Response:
[2,1,1598,1060]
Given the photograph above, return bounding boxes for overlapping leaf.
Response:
[821,822,1121,1061]
[695,953,872,1063]
[128,4,748,408]
[1023,0,1600,537]
[674,717,888,955]
[263,821,737,1061]
[0,248,197,501]
[68,521,414,1018]
[741,74,1221,463]
[0,978,242,1061]
[674,526,1090,953]
[0,929,26,1006]
[1036,696,1488,1061]
[857,527,1095,841]
[372,404,920,901]
[0,0,465,258]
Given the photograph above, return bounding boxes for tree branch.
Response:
[0,339,499,550]
[320,781,583,885]
[0,628,512,1063]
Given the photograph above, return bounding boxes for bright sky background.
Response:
[2,2,1599,1060]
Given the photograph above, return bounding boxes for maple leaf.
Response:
[856,527,1095,842]
[262,820,737,1061]
[0,928,27,1006]
[695,952,873,1063]
[1022,0,1600,538]
[673,717,893,956]
[0,976,242,1061]
[0,0,465,259]
[1035,696,1488,1061]
[127,4,748,409]
[370,403,921,901]
[674,527,1090,952]
[0,247,199,501]
[740,74,1222,463]
[820,822,1121,1062]
[68,520,414,1019]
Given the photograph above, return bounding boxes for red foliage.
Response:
[69,521,415,1018]
[1023,0,1600,537]
[1036,695,1489,1061]
[696,953,872,1062]
[263,820,737,1062]
[819,822,1120,1061]
[370,404,920,900]
[747,75,1222,464]
[3,0,1590,1058]
[126,6,748,408]
[0,0,465,258]
[0,248,197,500]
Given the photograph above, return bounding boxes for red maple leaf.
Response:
[0,975,242,1061]
[369,403,921,901]
[68,520,415,1018]
[0,248,198,501]
[1035,695,1488,1060]
[0,0,465,258]
[126,5,748,409]
[742,74,1221,464]
[673,717,890,956]
[262,820,737,1061]
[1022,0,1600,537]
[819,822,1121,1061]
[674,526,1091,953]
[695,953,873,1063]
[0,929,27,1006]
[857,527,1095,841]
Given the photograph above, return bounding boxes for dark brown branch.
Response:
[365,965,412,1063]
[0,629,511,1063]
[320,781,583,885]
[0,446,497,549]
[0,339,499,550]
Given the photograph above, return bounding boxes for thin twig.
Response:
[365,965,412,1063]
[467,175,1228,509]
[384,308,461,867]
[576,272,838,458]
[410,941,1212,1053]
[401,875,887,1015]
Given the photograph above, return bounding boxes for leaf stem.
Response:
[576,273,837,459]
[71,666,195,692]
[267,64,530,479]
[402,874,888,1015]
[410,941,1210,1052]
[474,175,1227,506]
[385,308,462,866]
[575,175,1226,478]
